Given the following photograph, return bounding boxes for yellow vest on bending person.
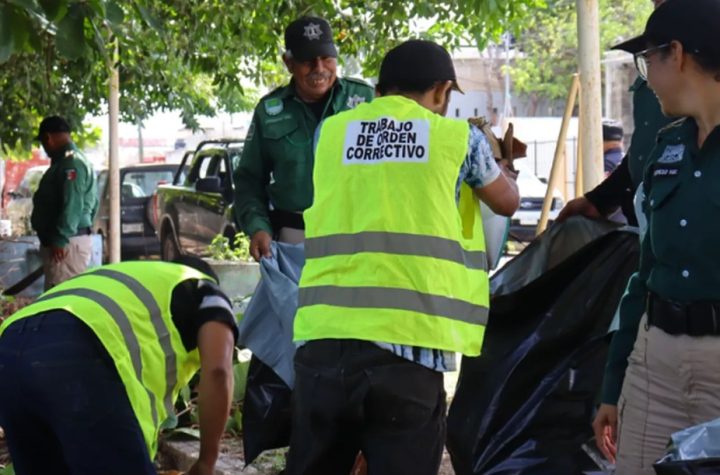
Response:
[295,95,489,356]
[0,262,213,457]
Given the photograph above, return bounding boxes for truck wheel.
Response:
[161,231,180,261]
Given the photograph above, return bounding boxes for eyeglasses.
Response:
[633,43,670,80]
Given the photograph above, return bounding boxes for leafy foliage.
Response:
[0,0,545,153]
[163,351,251,440]
[207,232,252,262]
[508,0,652,114]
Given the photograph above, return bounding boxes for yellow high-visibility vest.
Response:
[295,95,489,356]
[0,261,214,457]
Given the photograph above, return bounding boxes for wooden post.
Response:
[577,0,604,192]
[536,74,580,236]
[108,42,121,263]
[575,80,584,198]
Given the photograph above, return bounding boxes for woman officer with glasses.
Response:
[593,0,720,473]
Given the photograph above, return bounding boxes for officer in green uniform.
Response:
[31,116,98,289]
[232,16,374,260]
[590,0,720,473]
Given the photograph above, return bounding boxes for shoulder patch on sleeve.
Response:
[264,97,284,116]
[65,168,77,181]
[346,94,367,109]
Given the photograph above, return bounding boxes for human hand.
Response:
[249,230,272,262]
[51,245,67,263]
[556,197,601,223]
[187,459,215,475]
[592,403,618,463]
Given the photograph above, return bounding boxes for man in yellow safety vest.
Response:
[0,257,238,475]
[285,39,520,475]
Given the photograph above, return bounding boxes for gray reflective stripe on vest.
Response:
[36,287,159,427]
[90,269,177,420]
[299,285,489,326]
[305,232,488,270]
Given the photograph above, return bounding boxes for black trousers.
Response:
[285,339,446,475]
[0,311,155,475]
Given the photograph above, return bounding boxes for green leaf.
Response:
[0,5,30,63]
[180,384,191,403]
[38,0,63,20]
[56,4,87,60]
[233,359,250,402]
[106,1,125,25]
[27,26,42,51]
[0,5,16,63]
[7,0,41,12]
[0,463,16,475]
[160,412,179,430]
[84,0,106,19]
[134,3,163,32]
[170,427,201,440]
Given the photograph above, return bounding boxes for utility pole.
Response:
[576,0,604,192]
[502,32,513,123]
[137,118,144,163]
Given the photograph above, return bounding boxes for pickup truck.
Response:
[154,139,244,260]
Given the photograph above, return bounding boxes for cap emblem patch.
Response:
[303,23,323,41]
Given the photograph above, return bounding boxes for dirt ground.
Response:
[2,366,463,475]
[158,436,456,475]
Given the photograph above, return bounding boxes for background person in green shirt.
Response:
[592,1,720,473]
[232,16,374,260]
[31,116,98,290]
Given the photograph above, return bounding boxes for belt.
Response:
[269,209,304,233]
[647,293,720,336]
[73,227,91,236]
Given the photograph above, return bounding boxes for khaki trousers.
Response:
[40,235,93,290]
[615,314,720,475]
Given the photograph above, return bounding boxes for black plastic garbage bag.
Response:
[654,458,720,475]
[447,219,640,475]
[242,355,292,465]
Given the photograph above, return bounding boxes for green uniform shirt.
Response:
[641,118,720,300]
[232,77,374,236]
[31,143,98,247]
[601,118,720,404]
[600,79,673,405]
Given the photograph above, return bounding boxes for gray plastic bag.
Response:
[237,240,304,388]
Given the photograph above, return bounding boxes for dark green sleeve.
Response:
[600,271,646,404]
[232,112,273,237]
[52,160,88,247]
[600,180,655,405]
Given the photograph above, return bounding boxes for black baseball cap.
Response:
[377,40,463,93]
[612,0,720,56]
[602,119,624,141]
[284,17,337,62]
[35,115,71,140]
